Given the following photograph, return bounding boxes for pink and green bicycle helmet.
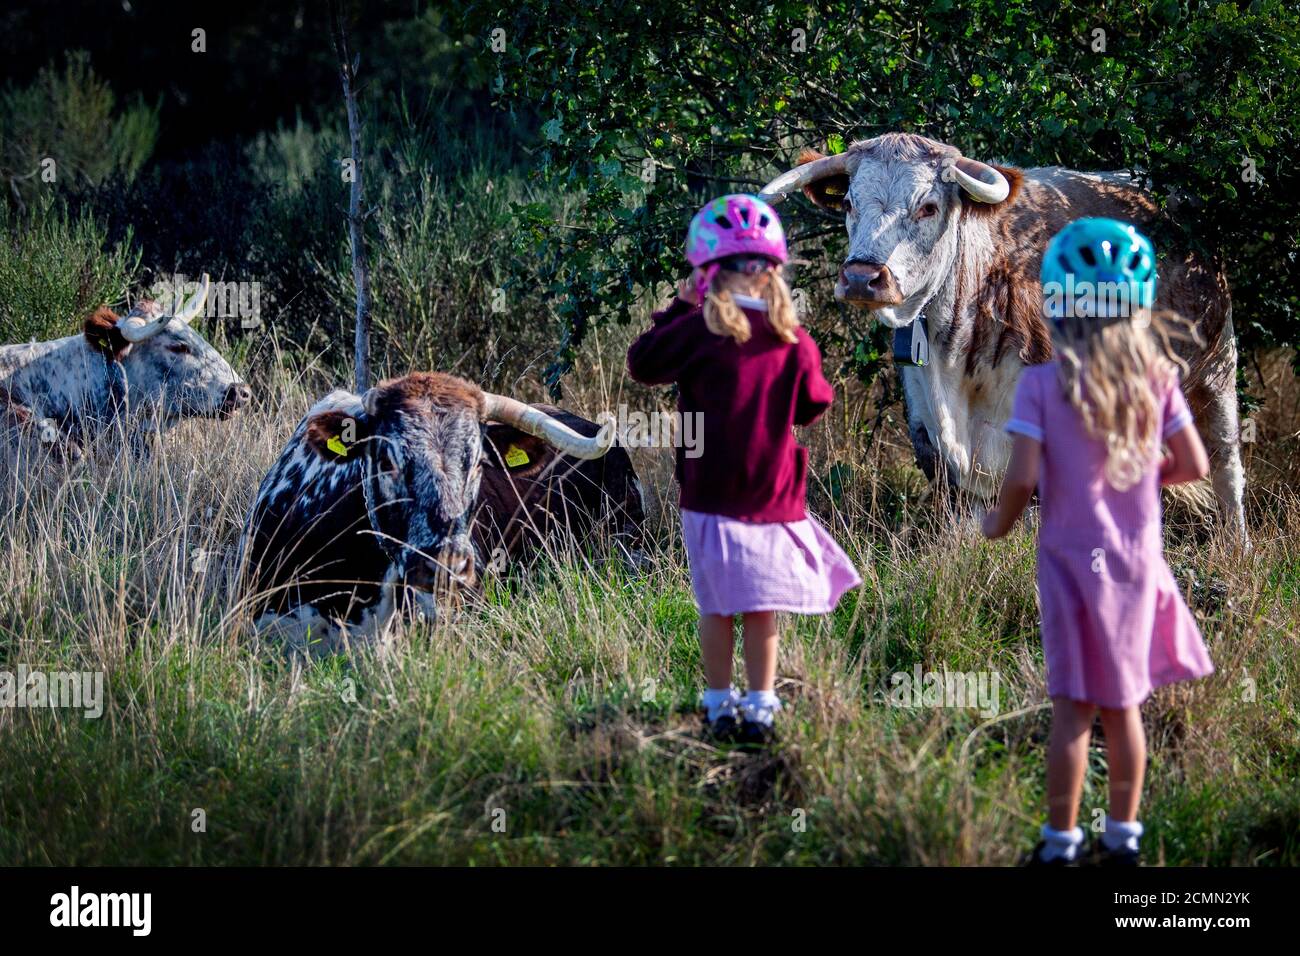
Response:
[685,194,788,299]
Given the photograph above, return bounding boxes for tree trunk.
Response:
[328,0,372,392]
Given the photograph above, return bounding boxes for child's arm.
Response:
[981,434,1041,539]
[1157,375,1209,485]
[626,279,700,386]
[1160,426,1210,485]
[793,334,835,426]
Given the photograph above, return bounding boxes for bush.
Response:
[240,107,566,388]
[0,51,158,208]
[0,198,140,342]
[462,0,1300,384]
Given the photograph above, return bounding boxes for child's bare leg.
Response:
[737,611,781,732]
[740,611,779,692]
[1046,698,1096,831]
[698,614,735,690]
[1098,706,1146,822]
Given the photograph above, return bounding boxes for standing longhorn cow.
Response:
[240,372,644,655]
[760,133,1245,537]
[0,275,251,457]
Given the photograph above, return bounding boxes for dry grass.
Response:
[0,321,1297,865]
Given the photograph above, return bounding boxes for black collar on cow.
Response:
[892,312,929,367]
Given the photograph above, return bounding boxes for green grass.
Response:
[1,349,1297,866]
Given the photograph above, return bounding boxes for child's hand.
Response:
[983,434,1040,540]
[677,271,702,305]
[981,508,1006,539]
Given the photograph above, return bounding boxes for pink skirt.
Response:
[681,509,862,616]
[1038,538,1214,708]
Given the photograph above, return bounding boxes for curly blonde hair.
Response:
[702,266,800,344]
[1051,308,1200,491]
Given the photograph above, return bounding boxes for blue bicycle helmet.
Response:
[1040,218,1156,321]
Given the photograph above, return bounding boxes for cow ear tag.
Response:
[326,435,348,458]
[504,444,530,468]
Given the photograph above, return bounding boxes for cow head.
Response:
[300,373,612,594]
[760,133,1021,328]
[83,275,251,424]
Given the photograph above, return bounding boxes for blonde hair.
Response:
[1051,308,1200,491]
[701,266,800,344]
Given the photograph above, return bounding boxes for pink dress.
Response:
[681,509,861,616]
[1005,362,1213,708]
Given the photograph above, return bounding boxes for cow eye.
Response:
[167,343,192,355]
[377,448,400,474]
[916,202,939,220]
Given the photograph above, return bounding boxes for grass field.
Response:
[0,324,1297,866]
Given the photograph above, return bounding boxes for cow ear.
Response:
[797,148,852,213]
[483,424,550,478]
[304,409,371,464]
[956,162,1024,216]
[83,308,131,360]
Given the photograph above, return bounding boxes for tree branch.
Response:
[328,0,373,392]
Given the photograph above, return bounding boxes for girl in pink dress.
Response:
[983,218,1215,866]
[627,194,861,747]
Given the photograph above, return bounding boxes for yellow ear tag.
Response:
[504,444,530,468]
[326,435,348,458]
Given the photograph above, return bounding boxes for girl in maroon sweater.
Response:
[627,194,861,745]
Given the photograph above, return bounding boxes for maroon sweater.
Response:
[626,297,834,523]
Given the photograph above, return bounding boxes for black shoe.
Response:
[1084,837,1140,867]
[704,713,739,743]
[737,718,777,749]
[1023,840,1079,866]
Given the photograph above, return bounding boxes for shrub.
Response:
[0,198,140,342]
[462,0,1300,386]
[0,51,158,209]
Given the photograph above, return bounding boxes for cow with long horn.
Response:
[760,133,1245,537]
[0,274,251,457]
[240,371,644,654]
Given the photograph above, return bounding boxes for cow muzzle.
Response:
[219,382,252,418]
[837,261,904,307]
[404,545,477,592]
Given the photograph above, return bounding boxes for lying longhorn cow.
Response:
[0,275,251,458]
[760,133,1245,537]
[240,372,644,654]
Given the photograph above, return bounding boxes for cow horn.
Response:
[759,150,858,204]
[117,306,168,343]
[117,274,211,342]
[943,158,1010,204]
[172,274,210,324]
[481,394,614,460]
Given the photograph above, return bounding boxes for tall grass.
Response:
[0,320,1296,866]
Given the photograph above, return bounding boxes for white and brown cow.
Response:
[240,372,644,655]
[760,133,1245,536]
[0,275,251,458]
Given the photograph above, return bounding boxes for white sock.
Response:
[1039,824,1084,862]
[1101,817,1144,853]
[739,689,782,727]
[701,686,739,721]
